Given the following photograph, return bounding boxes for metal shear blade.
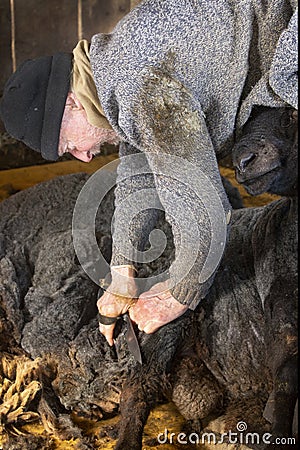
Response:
[123,313,142,364]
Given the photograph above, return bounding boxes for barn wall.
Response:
[0,0,141,168]
[0,0,133,93]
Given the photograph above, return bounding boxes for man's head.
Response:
[0,53,72,161]
[58,92,120,162]
[0,52,120,162]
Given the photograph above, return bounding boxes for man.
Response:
[0,0,297,346]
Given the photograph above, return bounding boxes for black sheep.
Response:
[233,107,298,197]
[0,161,240,447]
[0,108,297,450]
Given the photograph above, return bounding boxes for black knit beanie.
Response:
[0,52,73,161]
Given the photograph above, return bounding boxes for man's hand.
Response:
[97,266,137,346]
[129,282,188,334]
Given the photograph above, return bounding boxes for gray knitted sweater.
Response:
[90,0,298,308]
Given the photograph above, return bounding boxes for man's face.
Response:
[58,92,119,162]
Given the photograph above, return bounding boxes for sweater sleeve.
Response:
[269,9,298,109]
[110,141,163,268]
[110,68,231,309]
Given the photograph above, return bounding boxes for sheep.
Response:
[0,174,124,449]
[0,107,297,449]
[232,106,298,197]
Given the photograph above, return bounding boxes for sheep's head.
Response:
[232,107,298,196]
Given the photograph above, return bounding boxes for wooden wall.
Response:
[0,0,140,168]
[0,0,133,96]
[0,0,140,165]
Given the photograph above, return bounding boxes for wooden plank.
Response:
[0,158,278,209]
[0,0,13,130]
[81,0,130,38]
[0,153,118,201]
[14,0,78,64]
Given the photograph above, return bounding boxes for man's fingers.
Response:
[128,305,136,322]
[99,323,115,346]
[136,320,162,334]
[143,322,161,334]
[129,290,189,335]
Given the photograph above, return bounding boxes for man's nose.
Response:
[68,149,93,162]
[236,151,257,172]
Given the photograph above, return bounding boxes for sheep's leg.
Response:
[263,356,298,450]
[272,355,298,440]
[114,312,194,450]
[265,280,298,445]
[114,366,164,450]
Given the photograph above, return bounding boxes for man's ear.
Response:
[65,92,84,110]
